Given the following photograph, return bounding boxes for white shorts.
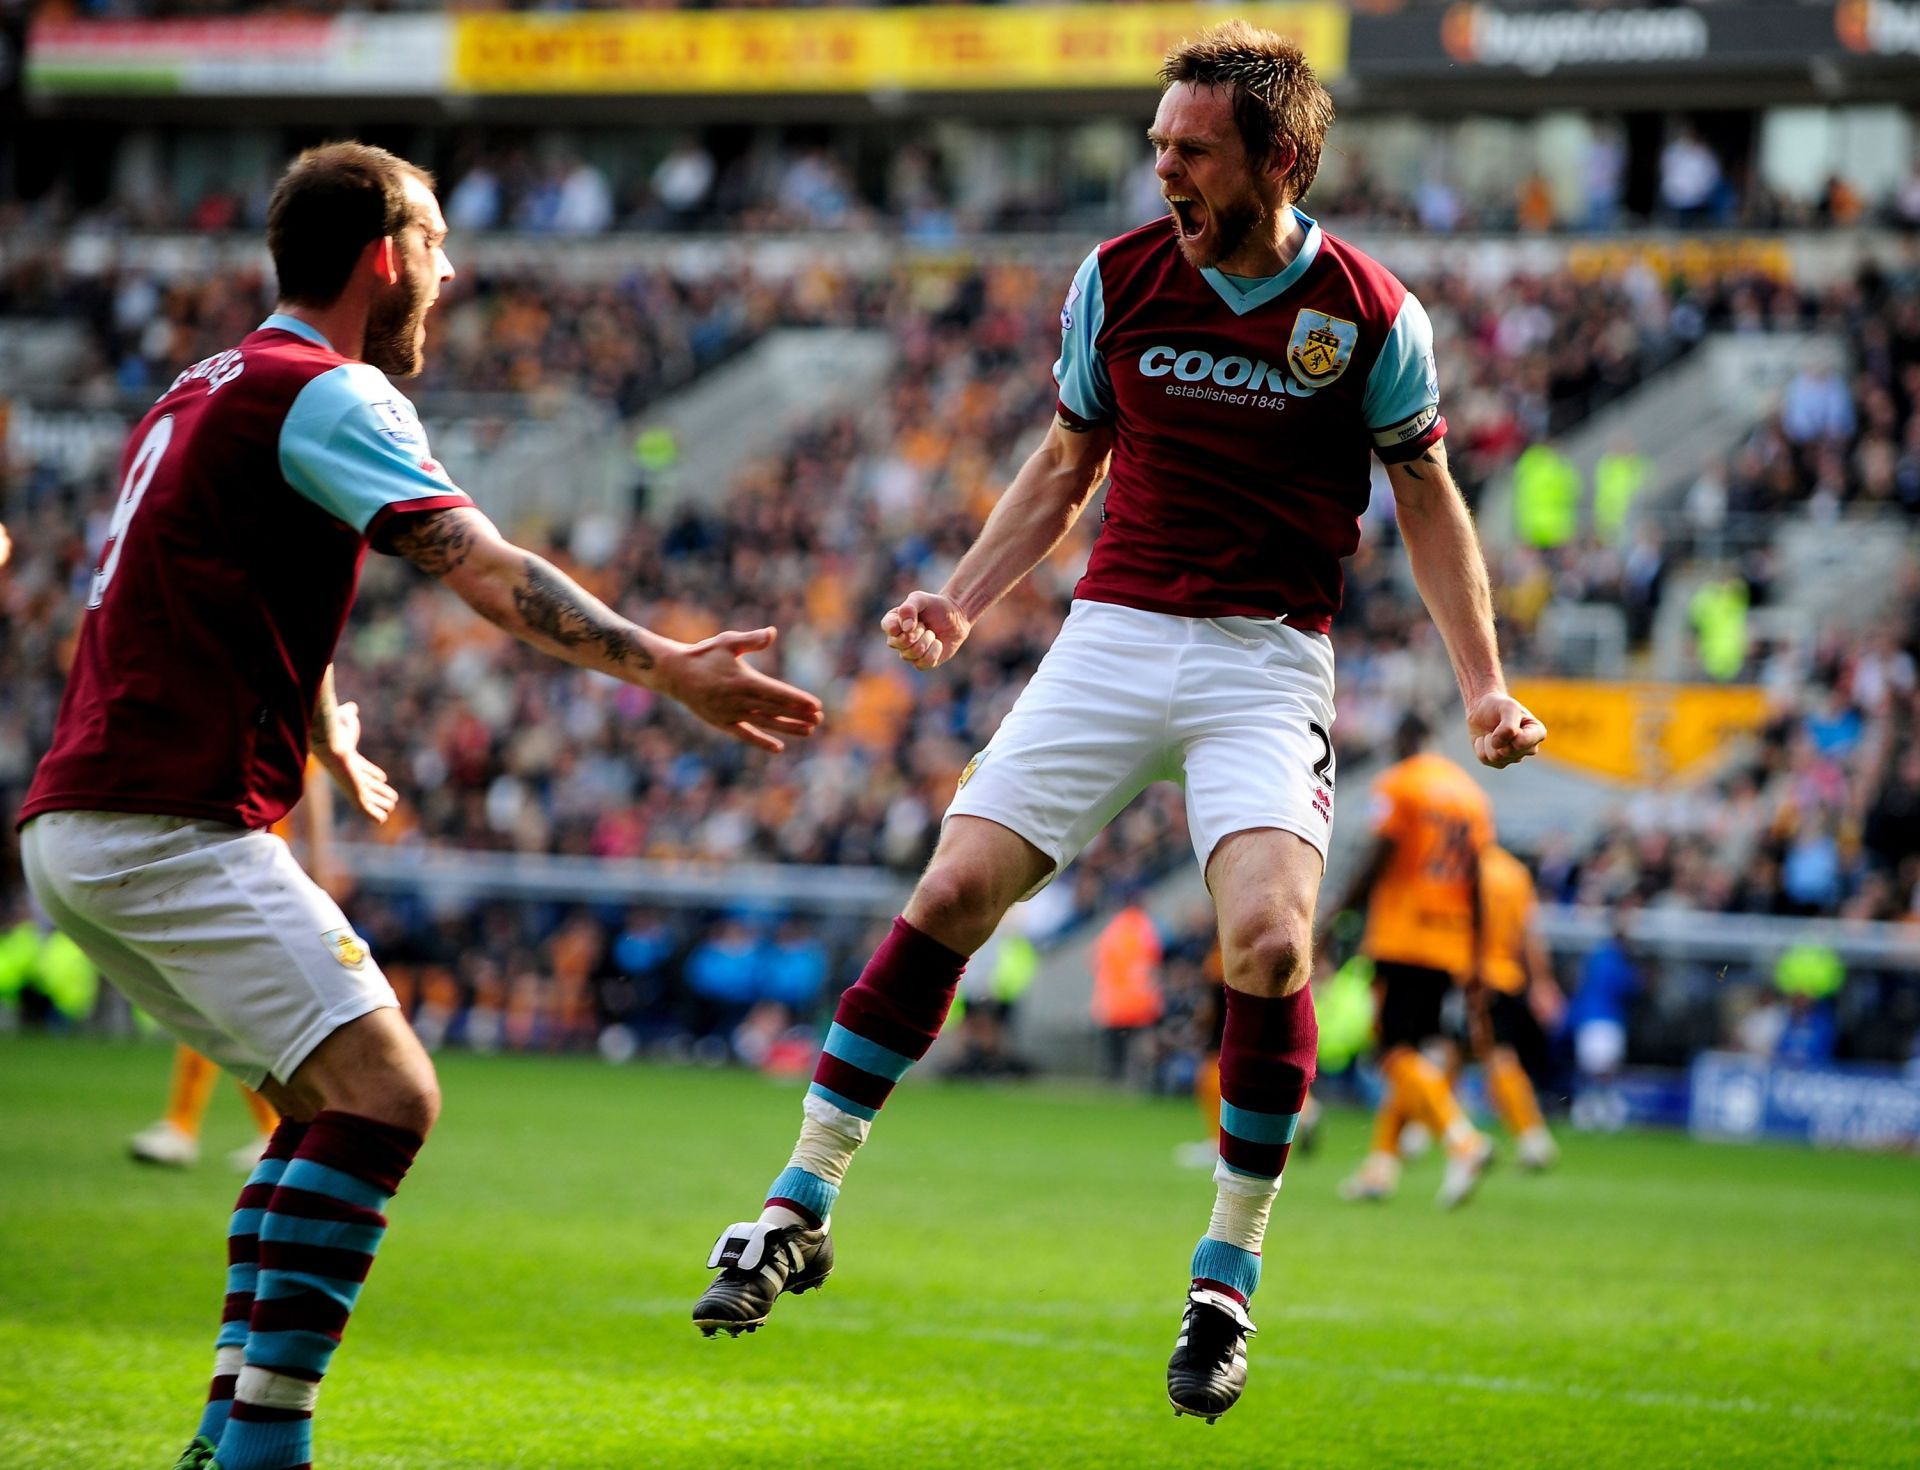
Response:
[20,809,396,1089]
[948,599,1337,896]
[1575,1019,1628,1078]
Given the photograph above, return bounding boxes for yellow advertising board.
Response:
[452,4,1347,94]
[1509,679,1771,785]
[1564,237,1794,284]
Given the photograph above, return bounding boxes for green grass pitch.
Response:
[2,1036,1916,1469]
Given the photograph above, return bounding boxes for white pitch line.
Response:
[645,1299,1918,1434]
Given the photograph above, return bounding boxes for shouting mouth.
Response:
[1166,193,1207,241]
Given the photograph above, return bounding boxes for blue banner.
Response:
[1689,1051,1920,1150]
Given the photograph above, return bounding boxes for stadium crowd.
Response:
[0,245,891,419]
[1683,268,1920,527]
[4,239,1914,1061]
[12,131,1920,245]
[4,237,1745,479]
[1542,578,1920,927]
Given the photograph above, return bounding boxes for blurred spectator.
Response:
[1773,944,1844,1064]
[1090,896,1163,1083]
[1581,130,1626,233]
[1780,362,1856,446]
[1592,436,1649,543]
[1659,127,1726,226]
[763,917,830,1018]
[446,160,504,234]
[651,138,717,226]
[685,917,763,1049]
[949,919,1039,1079]
[551,157,616,236]
[1512,443,1581,550]
[1895,161,1920,231]
[1567,910,1641,1132]
[1688,578,1750,681]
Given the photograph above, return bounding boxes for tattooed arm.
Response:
[1385,440,1545,769]
[385,506,822,752]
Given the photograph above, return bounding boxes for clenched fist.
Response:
[881,592,972,672]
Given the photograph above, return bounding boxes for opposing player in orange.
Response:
[1323,714,1496,1208]
[129,1047,281,1172]
[1472,843,1561,1170]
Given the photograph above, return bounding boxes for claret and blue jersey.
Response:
[1053,207,1448,632]
[21,314,472,832]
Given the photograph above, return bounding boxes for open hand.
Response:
[1467,691,1546,770]
[663,627,824,753]
[881,591,971,672]
[312,699,399,824]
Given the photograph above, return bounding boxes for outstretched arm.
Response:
[883,416,1114,671]
[386,507,823,753]
[1386,441,1546,769]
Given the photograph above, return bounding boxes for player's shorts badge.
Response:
[322,928,369,968]
[1287,311,1358,389]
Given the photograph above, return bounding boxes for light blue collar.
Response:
[1199,207,1322,317]
[260,313,335,351]
[1217,271,1272,296]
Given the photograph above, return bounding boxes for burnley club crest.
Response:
[1286,310,1358,390]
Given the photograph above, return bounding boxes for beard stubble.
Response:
[364,266,429,378]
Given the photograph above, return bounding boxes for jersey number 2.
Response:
[88,414,173,610]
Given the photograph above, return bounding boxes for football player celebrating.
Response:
[692,21,1542,1423]
[19,143,821,1470]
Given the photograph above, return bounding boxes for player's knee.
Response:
[395,1073,442,1138]
[330,1062,441,1138]
[906,861,1003,954]
[387,1061,442,1136]
[1224,921,1311,997]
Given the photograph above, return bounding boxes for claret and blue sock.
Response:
[208,1110,422,1470]
[195,1120,310,1449]
[760,916,966,1230]
[1190,986,1318,1306]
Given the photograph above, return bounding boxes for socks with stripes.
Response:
[1191,986,1317,1305]
[761,916,966,1229]
[213,1110,422,1470]
[196,1120,309,1446]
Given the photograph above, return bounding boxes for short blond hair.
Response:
[1160,21,1334,202]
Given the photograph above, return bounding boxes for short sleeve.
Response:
[279,363,472,547]
[1052,248,1113,427]
[1363,292,1446,464]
